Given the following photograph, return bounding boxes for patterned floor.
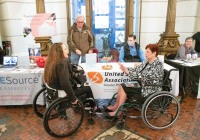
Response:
[94,126,146,140]
[1,92,200,139]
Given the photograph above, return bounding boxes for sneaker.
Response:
[72,103,81,112]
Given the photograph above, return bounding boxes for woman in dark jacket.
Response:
[44,42,78,104]
[44,42,98,110]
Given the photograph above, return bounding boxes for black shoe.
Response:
[104,112,115,119]
[95,107,102,114]
[103,106,112,112]
[71,103,81,112]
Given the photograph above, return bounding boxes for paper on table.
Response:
[28,68,44,73]
[86,53,97,65]
[11,69,28,73]
[171,60,184,63]
[183,63,200,67]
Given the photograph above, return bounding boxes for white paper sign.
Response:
[86,53,97,66]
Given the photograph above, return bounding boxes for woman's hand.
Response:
[71,99,78,104]
[118,62,129,74]
[134,62,142,67]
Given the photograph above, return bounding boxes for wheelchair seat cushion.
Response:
[121,83,142,99]
[74,86,94,99]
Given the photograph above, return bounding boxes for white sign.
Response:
[0,70,43,105]
[86,53,97,66]
[95,16,109,29]
[81,63,179,99]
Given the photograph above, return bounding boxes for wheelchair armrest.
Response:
[144,84,170,88]
[44,83,57,92]
[144,84,163,87]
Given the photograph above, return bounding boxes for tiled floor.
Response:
[1,92,200,140]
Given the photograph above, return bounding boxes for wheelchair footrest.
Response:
[129,115,141,119]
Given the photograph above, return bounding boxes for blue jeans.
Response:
[70,52,86,64]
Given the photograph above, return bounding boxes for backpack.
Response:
[69,63,87,89]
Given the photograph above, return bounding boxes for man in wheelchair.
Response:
[104,44,164,118]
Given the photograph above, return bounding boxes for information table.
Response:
[165,59,200,99]
[80,63,179,99]
[0,66,43,105]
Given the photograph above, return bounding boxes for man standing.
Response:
[67,15,95,64]
[119,34,145,62]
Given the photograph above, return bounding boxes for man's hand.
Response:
[88,50,93,54]
[118,62,129,74]
[75,49,82,55]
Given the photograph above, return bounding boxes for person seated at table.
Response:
[44,42,97,109]
[119,34,145,62]
[104,44,164,118]
[175,37,197,60]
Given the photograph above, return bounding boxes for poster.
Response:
[95,16,109,29]
[115,31,125,43]
[94,0,109,14]
[28,46,41,64]
[23,13,56,38]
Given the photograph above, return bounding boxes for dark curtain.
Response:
[0,47,4,64]
[192,32,200,52]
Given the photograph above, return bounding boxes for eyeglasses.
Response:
[77,21,84,24]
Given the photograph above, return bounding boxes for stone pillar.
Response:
[85,0,92,29]
[35,0,52,56]
[158,0,180,57]
[35,36,52,56]
[125,0,134,40]
[36,0,45,13]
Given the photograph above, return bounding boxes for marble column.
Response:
[158,0,180,57]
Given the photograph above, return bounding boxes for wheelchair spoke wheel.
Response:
[142,92,180,129]
[33,87,57,118]
[43,98,84,138]
[33,87,49,118]
[116,120,125,130]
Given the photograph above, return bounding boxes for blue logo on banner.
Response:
[0,76,39,84]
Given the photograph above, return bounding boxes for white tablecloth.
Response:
[0,67,43,105]
[80,63,179,99]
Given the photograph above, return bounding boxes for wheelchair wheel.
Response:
[141,91,180,130]
[43,98,84,138]
[33,87,48,118]
[88,118,95,125]
[116,120,125,130]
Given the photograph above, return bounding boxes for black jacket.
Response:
[124,42,141,62]
[49,59,77,102]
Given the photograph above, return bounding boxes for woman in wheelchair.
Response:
[44,42,95,108]
[104,44,164,118]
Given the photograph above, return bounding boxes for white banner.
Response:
[80,63,179,99]
[0,72,43,105]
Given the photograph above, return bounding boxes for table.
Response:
[80,63,179,99]
[0,67,43,105]
[165,59,200,98]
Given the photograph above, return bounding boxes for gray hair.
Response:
[76,15,85,21]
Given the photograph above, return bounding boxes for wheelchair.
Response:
[105,69,181,130]
[33,84,96,138]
